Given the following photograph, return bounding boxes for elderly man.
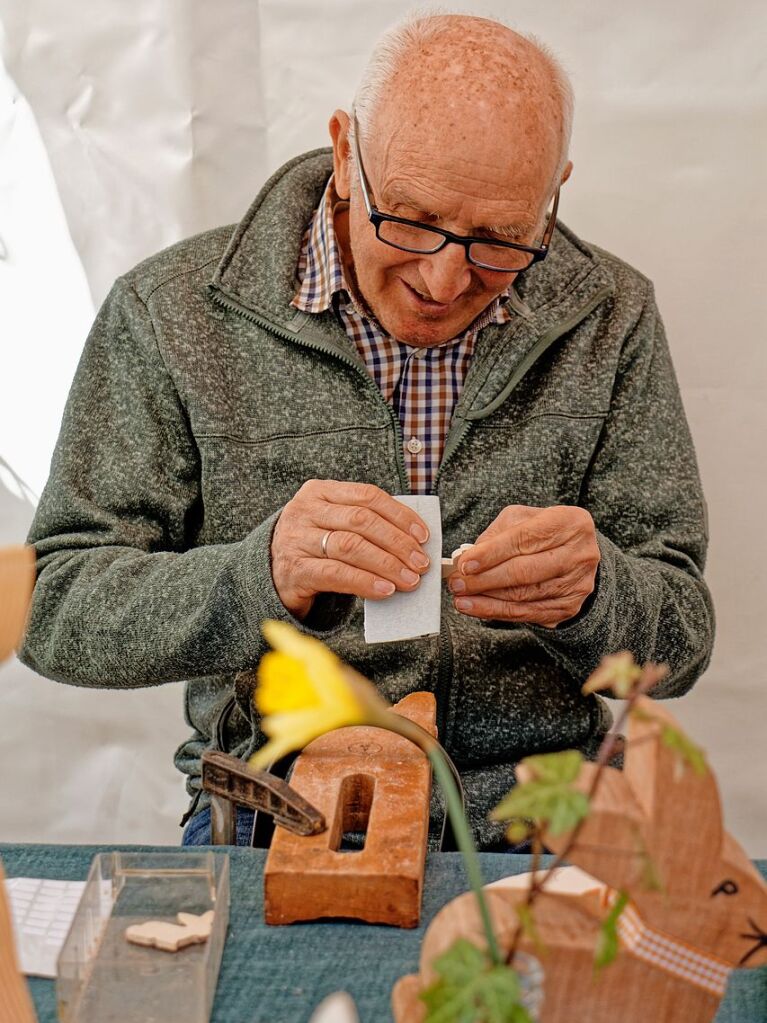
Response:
[21,13,713,849]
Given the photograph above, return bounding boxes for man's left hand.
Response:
[448,505,600,628]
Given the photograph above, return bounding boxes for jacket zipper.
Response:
[207,286,410,492]
[436,620,453,740]
[210,282,610,748]
[432,285,612,741]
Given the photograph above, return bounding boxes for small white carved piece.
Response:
[125,910,214,952]
[441,543,476,578]
[309,991,361,1022]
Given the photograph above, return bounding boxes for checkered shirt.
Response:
[292,176,513,493]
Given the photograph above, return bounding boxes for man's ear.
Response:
[560,160,574,185]
[329,110,352,200]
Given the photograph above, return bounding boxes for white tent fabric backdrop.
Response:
[0,1,765,851]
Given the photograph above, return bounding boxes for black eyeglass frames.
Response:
[350,113,559,273]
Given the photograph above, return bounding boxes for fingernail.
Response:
[374,579,396,595]
[455,598,473,611]
[411,523,429,543]
[462,560,480,575]
[400,568,420,586]
[410,551,430,570]
[450,577,466,593]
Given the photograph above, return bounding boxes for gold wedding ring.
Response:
[320,530,333,558]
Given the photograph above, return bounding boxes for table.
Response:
[3,845,766,1022]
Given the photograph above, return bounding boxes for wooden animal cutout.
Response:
[0,546,38,1022]
[125,911,214,952]
[264,692,436,928]
[0,861,37,1023]
[393,695,767,1022]
[0,545,35,663]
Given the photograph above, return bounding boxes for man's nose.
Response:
[417,242,472,304]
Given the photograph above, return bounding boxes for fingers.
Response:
[309,504,431,572]
[310,480,430,542]
[470,505,594,565]
[449,504,600,628]
[470,569,591,604]
[318,529,424,591]
[453,506,598,592]
[271,480,432,618]
[473,504,538,544]
[452,593,583,629]
[450,545,578,595]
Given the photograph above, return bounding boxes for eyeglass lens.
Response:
[376,219,535,271]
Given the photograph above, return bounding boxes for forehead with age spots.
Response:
[366,16,565,226]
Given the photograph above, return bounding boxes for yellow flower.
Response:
[248,621,382,769]
[248,623,501,964]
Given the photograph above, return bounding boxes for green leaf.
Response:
[594,890,629,973]
[505,820,532,845]
[420,939,534,1023]
[660,724,707,776]
[522,750,584,785]
[492,752,590,837]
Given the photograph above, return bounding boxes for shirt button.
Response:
[413,348,428,359]
[406,437,423,454]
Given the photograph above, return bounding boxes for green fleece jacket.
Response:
[21,149,713,848]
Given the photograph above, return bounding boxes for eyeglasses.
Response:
[350,113,559,274]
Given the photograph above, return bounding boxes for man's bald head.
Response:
[354,13,573,193]
[329,11,575,346]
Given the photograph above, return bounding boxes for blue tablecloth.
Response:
[3,844,766,1022]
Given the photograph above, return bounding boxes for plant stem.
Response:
[378,712,502,966]
[503,663,666,962]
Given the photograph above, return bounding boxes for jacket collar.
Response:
[212,148,334,327]
[210,149,617,414]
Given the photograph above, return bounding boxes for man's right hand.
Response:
[270,480,431,621]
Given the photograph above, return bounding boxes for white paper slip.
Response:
[5,877,86,978]
[363,494,442,644]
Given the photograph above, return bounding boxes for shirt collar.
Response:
[292,175,348,314]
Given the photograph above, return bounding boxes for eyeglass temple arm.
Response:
[350,111,374,218]
[541,187,560,250]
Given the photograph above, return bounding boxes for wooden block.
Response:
[0,546,35,663]
[264,692,437,928]
[125,911,214,952]
[0,861,37,1023]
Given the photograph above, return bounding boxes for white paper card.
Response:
[363,495,442,644]
[5,877,86,978]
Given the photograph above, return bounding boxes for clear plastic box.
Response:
[57,852,229,1023]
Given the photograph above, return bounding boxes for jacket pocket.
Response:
[196,425,402,543]
[468,411,607,508]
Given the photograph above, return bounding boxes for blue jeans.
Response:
[181,805,257,847]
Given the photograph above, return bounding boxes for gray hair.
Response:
[351,8,574,187]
